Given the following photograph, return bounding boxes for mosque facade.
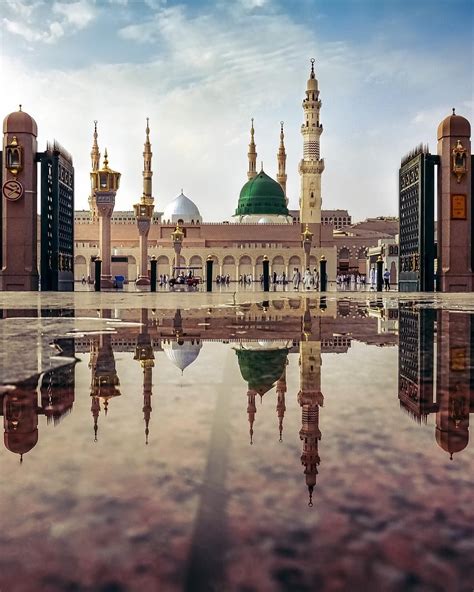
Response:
[73,61,398,284]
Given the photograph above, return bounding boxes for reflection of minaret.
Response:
[247,389,256,445]
[235,343,290,445]
[134,308,155,444]
[297,302,323,506]
[435,310,470,459]
[276,366,287,441]
[89,312,121,440]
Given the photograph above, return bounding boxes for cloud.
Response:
[1,1,472,223]
[52,0,96,29]
[1,0,96,45]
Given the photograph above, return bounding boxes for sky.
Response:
[0,0,472,222]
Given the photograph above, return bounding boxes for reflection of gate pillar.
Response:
[437,111,472,292]
[435,310,470,458]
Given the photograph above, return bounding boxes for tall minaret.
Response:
[134,118,155,286]
[88,120,100,217]
[299,58,324,245]
[277,121,288,202]
[247,118,257,180]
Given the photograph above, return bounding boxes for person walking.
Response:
[303,268,313,290]
[370,267,376,290]
[292,268,301,290]
[383,268,391,291]
[313,268,319,290]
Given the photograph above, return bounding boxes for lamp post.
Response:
[376,255,383,292]
[319,256,327,292]
[302,224,313,271]
[150,256,157,292]
[262,255,270,292]
[171,223,184,279]
[206,255,214,292]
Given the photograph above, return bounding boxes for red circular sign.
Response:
[2,180,24,201]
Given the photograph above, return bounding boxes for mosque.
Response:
[73,60,398,284]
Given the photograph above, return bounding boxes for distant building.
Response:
[39,141,75,291]
[321,209,351,229]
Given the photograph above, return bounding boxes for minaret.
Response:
[134,118,155,286]
[299,58,324,246]
[277,121,288,203]
[297,301,323,506]
[88,120,100,217]
[247,118,257,180]
[90,148,121,288]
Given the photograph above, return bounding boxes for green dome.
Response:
[235,170,289,217]
[236,348,289,395]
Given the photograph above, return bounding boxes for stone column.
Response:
[134,208,153,286]
[96,197,114,288]
[1,109,39,291]
[437,111,472,292]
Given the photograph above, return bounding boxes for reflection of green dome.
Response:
[235,170,289,217]
[236,348,288,395]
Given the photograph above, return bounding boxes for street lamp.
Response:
[171,223,184,278]
[302,224,313,270]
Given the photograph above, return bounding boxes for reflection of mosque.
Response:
[2,300,400,505]
[0,338,75,462]
[399,306,474,459]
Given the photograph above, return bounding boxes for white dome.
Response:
[239,214,292,224]
[162,192,202,224]
[163,340,202,372]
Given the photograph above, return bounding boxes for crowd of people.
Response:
[82,266,393,291]
[336,273,366,289]
[291,268,320,290]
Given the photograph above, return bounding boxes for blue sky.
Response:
[1,0,472,221]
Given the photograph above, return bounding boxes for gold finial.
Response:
[94,120,98,135]
[146,117,150,138]
[103,148,108,168]
[302,224,313,243]
[310,57,315,78]
[171,222,184,242]
[19,104,22,112]
[280,121,285,142]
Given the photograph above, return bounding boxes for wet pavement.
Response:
[0,293,473,592]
